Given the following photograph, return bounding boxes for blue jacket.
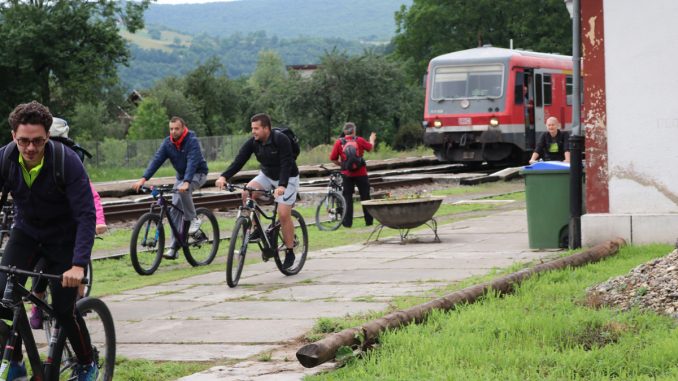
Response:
[0,142,95,267]
[142,130,208,182]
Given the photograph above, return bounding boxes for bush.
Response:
[392,123,424,150]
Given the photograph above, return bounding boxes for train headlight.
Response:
[489,117,499,127]
[422,121,429,128]
[433,120,442,128]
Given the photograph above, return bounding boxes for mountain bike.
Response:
[314,168,346,231]
[0,265,115,380]
[225,184,308,288]
[130,185,220,275]
[0,203,94,297]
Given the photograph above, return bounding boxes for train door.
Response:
[533,70,552,136]
[515,71,535,150]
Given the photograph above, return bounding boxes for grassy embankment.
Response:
[306,244,678,381]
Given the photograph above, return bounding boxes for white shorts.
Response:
[251,172,299,205]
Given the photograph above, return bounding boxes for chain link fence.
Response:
[81,135,250,168]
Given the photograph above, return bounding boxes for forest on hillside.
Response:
[144,0,412,41]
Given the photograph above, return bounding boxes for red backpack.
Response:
[340,137,365,171]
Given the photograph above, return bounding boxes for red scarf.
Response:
[170,128,189,150]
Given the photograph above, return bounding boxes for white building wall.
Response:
[582,0,678,246]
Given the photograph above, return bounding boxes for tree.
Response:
[246,50,289,122]
[183,57,242,136]
[393,0,572,78]
[0,0,151,120]
[127,98,168,140]
[286,51,421,146]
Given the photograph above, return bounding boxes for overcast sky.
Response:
[155,0,237,4]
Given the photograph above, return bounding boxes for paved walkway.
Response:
[102,206,562,380]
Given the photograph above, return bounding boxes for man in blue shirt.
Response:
[133,117,208,259]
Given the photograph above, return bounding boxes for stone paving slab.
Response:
[317,268,490,284]
[169,300,388,320]
[116,319,316,344]
[251,282,447,302]
[118,344,278,361]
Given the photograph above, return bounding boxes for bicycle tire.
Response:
[184,207,220,267]
[315,191,346,231]
[129,213,164,276]
[274,209,308,276]
[51,297,116,381]
[226,217,249,288]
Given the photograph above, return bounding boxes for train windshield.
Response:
[431,64,504,100]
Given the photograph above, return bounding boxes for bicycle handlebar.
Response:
[226,184,274,197]
[0,265,86,283]
[139,185,175,196]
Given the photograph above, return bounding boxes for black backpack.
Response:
[272,127,300,159]
[340,137,366,172]
[0,138,90,198]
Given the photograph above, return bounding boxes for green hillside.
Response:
[144,0,412,41]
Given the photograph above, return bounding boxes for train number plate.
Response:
[462,152,475,159]
[458,117,472,125]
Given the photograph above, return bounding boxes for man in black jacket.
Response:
[215,113,300,269]
[529,116,570,163]
[0,101,98,380]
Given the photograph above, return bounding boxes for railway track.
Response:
[103,176,437,223]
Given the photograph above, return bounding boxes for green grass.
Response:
[114,358,212,381]
[306,244,678,381]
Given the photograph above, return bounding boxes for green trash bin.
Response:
[520,162,570,249]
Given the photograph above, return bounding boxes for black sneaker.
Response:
[282,249,295,269]
[248,229,262,242]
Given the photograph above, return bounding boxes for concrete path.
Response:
[99,204,563,380]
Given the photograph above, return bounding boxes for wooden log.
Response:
[296,238,626,368]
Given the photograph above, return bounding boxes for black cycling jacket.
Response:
[221,131,299,187]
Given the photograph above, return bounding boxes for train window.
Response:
[543,74,552,105]
[431,64,504,100]
[515,72,525,105]
[566,76,573,105]
[535,74,543,107]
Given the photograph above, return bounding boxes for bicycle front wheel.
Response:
[315,191,346,231]
[129,213,164,276]
[52,297,116,381]
[274,209,308,276]
[226,217,249,288]
[184,207,220,266]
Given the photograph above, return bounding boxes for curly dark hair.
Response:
[8,101,53,134]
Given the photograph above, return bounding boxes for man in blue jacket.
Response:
[0,101,98,380]
[133,116,208,259]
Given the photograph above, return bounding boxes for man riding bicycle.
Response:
[133,116,208,260]
[215,113,299,269]
[0,101,97,380]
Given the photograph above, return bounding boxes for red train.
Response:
[422,46,573,164]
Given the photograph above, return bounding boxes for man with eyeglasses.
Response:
[0,101,98,380]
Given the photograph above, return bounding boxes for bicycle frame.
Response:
[238,189,280,253]
[146,187,188,249]
[0,268,62,380]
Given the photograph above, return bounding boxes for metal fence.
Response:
[81,135,250,169]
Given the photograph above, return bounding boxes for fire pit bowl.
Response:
[361,196,444,229]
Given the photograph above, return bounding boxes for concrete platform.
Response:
[96,206,565,380]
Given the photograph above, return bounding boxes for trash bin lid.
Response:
[522,161,570,171]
